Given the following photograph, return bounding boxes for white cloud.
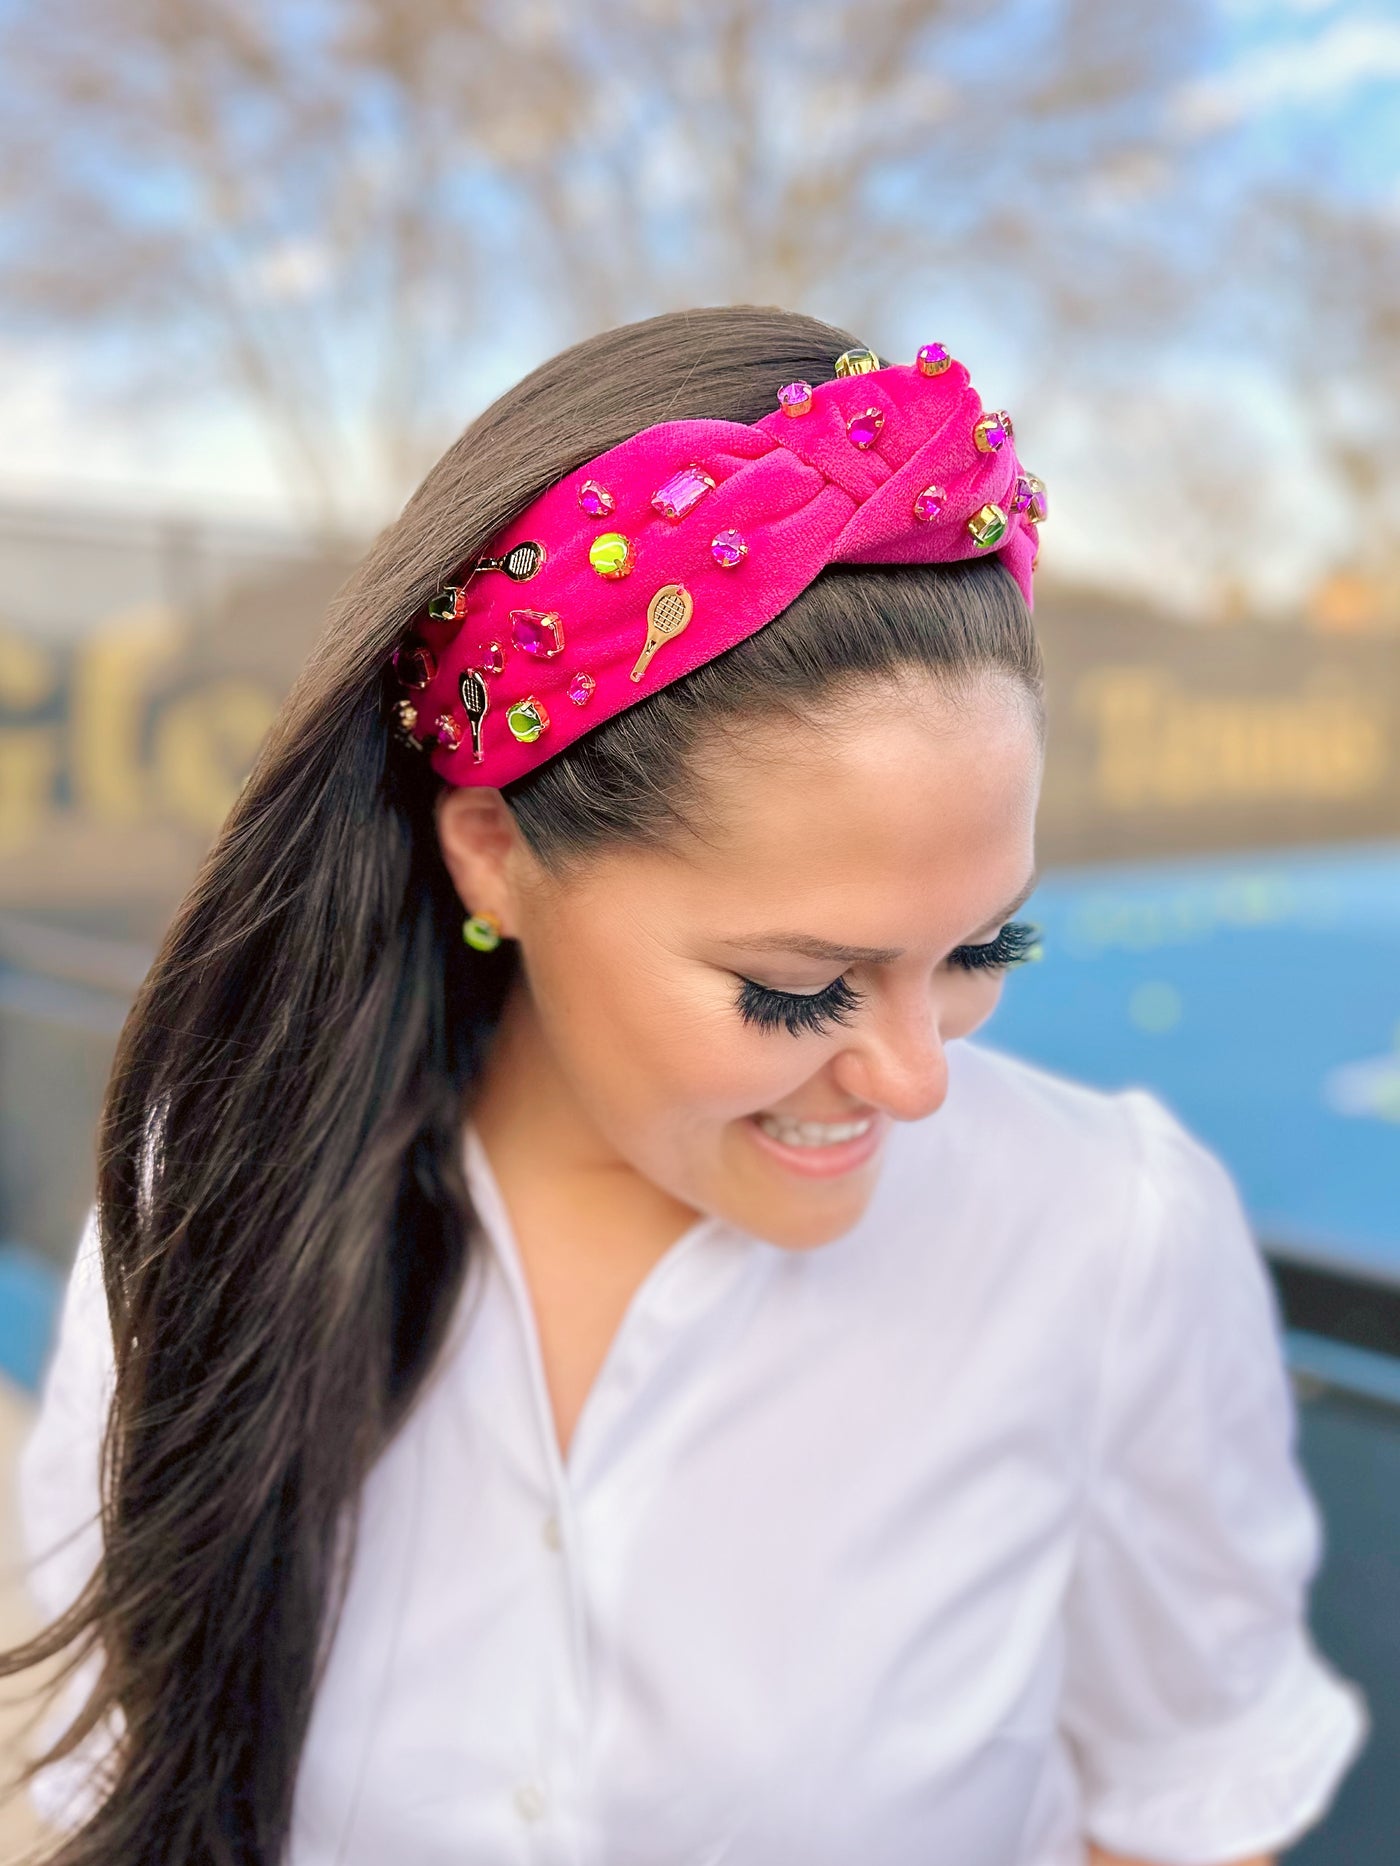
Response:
[0,338,310,527]
[247,238,335,304]
[1172,16,1400,131]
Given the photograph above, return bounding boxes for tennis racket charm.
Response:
[473,541,546,581]
[460,668,490,763]
[630,583,693,683]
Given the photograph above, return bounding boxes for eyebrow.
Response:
[717,871,1039,963]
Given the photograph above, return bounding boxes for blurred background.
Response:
[0,0,1396,1855]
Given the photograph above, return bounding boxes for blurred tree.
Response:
[1245,188,1400,602]
[0,0,1209,532]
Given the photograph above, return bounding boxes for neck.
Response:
[468,971,703,1264]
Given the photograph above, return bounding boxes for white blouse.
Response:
[20,1039,1369,1865]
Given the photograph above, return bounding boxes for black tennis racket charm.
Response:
[473,541,546,581]
[460,668,490,763]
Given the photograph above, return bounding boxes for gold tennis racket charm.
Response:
[630,583,693,683]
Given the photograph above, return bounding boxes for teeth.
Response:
[754,1113,875,1148]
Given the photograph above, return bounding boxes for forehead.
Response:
[572,675,1042,925]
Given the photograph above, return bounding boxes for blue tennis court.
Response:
[983,840,1400,1285]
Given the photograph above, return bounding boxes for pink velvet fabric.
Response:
[404,353,1040,787]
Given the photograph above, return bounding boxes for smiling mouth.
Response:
[750,1110,877,1147]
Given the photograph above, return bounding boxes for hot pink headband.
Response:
[389,342,1046,787]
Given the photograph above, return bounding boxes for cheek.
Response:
[940,968,1008,1040]
[535,932,791,1115]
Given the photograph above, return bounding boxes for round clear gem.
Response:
[577,479,615,517]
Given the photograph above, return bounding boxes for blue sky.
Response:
[1191,0,1399,201]
[0,0,1394,620]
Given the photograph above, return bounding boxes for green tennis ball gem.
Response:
[507,697,548,743]
[967,503,1008,549]
[589,532,633,579]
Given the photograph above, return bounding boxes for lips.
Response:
[744,1109,887,1178]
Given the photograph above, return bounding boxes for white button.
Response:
[513,1782,547,1822]
[541,1512,563,1551]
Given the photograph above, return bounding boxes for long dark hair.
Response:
[2,305,1041,1863]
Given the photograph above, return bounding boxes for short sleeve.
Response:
[1059,1091,1369,1865]
[16,1202,122,1830]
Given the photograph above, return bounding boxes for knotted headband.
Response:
[390,342,1046,787]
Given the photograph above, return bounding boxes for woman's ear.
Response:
[434,786,524,935]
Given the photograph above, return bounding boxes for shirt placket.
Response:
[463,1124,734,1866]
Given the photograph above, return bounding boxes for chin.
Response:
[741,1189,873,1253]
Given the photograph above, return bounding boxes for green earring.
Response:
[462,909,503,952]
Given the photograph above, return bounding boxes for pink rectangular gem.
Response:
[651,463,715,521]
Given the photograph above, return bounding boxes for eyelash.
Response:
[733,920,1042,1037]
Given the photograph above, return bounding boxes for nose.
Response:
[831,982,951,1124]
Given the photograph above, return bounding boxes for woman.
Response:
[10,306,1367,1864]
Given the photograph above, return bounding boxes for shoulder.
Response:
[20,1203,113,1598]
[942,1035,1234,1208]
[944,1034,1142,1146]
[922,1035,1180,1221]
[935,1043,1284,1395]
[877,1038,1257,1321]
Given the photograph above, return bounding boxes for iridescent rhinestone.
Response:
[912,483,947,523]
[510,609,565,658]
[567,671,596,706]
[588,532,633,578]
[846,407,884,449]
[392,643,436,689]
[481,639,506,675]
[710,528,747,568]
[395,698,419,737]
[967,503,1009,549]
[834,346,881,376]
[1025,475,1048,523]
[916,343,951,377]
[507,696,549,743]
[577,479,615,518]
[433,711,463,752]
[1002,410,1016,442]
[973,411,1010,453]
[777,380,813,417]
[651,463,716,521]
[1010,475,1034,514]
[427,585,468,622]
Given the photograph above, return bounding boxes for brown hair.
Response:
[1,304,1040,1863]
